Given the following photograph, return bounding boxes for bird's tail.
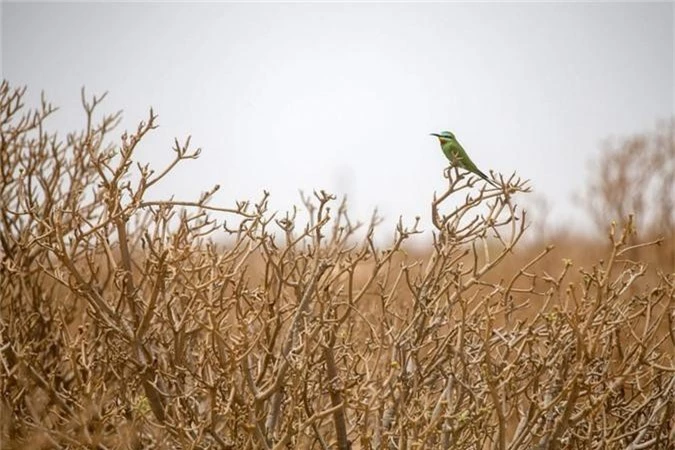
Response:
[477,170,500,188]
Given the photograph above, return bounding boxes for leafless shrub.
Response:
[1,81,673,449]
[583,121,675,270]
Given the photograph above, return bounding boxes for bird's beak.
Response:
[430,133,440,137]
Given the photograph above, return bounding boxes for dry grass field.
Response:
[1,81,673,449]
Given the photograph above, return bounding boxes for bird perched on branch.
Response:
[431,131,498,187]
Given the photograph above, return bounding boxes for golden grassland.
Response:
[1,81,673,449]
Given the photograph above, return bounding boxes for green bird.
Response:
[431,131,497,186]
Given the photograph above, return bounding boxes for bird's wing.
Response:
[455,143,496,185]
[454,143,481,173]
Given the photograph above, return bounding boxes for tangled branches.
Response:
[1,82,673,449]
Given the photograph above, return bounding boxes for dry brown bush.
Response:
[1,81,673,449]
[583,120,675,271]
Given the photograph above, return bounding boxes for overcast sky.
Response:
[2,2,673,243]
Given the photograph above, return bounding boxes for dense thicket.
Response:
[1,81,673,449]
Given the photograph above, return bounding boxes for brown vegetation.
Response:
[1,81,673,449]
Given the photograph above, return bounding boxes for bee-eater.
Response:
[431,131,496,186]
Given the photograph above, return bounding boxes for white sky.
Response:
[2,2,673,243]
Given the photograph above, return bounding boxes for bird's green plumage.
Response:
[431,131,494,184]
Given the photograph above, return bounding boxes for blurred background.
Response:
[2,2,673,244]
